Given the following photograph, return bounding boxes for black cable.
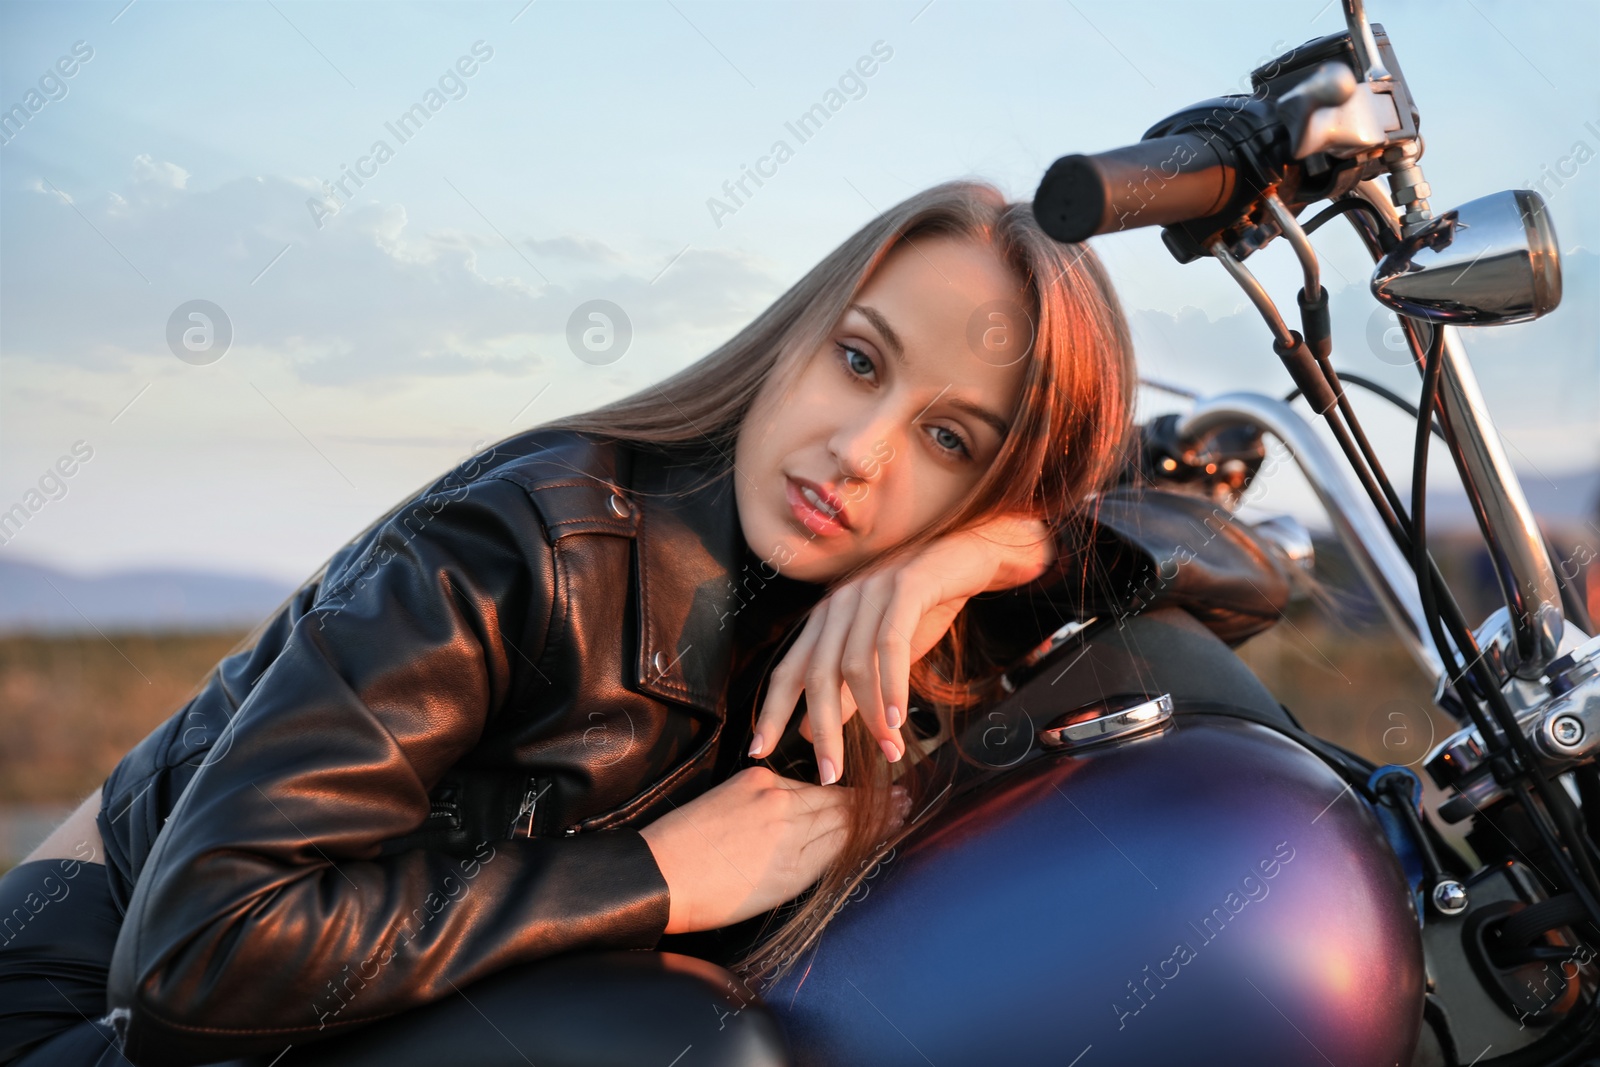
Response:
[1294,209,1600,932]
[1283,371,1446,442]
[1282,352,1411,546]
[1402,327,1490,719]
[1373,770,1452,899]
[1209,199,1600,1057]
[1266,295,1488,735]
[1291,286,1417,544]
[1411,328,1455,718]
[1405,320,1600,928]
[1328,364,1417,539]
[1279,298,1488,719]
[1311,212,1511,733]
[1324,212,1600,1067]
[1301,196,1391,239]
[1280,375,1478,710]
[1285,363,1448,554]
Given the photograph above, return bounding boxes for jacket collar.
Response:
[625,442,749,717]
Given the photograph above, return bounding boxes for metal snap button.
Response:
[652,650,669,676]
[608,493,631,519]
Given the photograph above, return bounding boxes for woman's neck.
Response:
[725,545,825,652]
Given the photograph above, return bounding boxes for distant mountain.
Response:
[1424,465,1600,536]
[2,460,1594,636]
[0,557,296,634]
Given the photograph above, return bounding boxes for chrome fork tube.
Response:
[1354,182,1564,677]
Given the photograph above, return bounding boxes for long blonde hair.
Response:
[217,178,1137,990]
[551,179,1136,988]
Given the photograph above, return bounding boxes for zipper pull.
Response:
[513,778,550,838]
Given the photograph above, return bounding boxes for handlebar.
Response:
[1032,133,1238,244]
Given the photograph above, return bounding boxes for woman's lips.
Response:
[785,477,849,537]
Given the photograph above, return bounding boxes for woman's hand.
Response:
[638,766,909,935]
[748,513,1056,785]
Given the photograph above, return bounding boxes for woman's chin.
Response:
[738,508,862,584]
[755,538,842,585]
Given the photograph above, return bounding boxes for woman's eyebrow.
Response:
[947,397,1011,440]
[848,303,906,365]
[851,302,1011,440]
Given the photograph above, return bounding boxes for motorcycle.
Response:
[760,2,1600,1064]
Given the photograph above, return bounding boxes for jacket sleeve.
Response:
[961,489,1294,663]
[105,475,672,1066]
[959,515,1114,668]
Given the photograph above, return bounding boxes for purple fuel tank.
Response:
[765,612,1425,1066]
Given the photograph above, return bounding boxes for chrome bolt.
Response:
[1432,880,1469,916]
[1551,715,1585,748]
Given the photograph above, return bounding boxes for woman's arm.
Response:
[106,476,670,1066]
[750,514,1058,784]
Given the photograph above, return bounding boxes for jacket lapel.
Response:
[626,443,743,718]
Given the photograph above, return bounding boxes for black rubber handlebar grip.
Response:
[1033,133,1238,243]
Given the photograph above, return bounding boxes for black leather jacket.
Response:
[99,429,832,1064]
[96,427,1291,1065]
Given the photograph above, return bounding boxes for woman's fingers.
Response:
[876,572,927,748]
[839,574,903,762]
[799,685,856,743]
[801,584,862,785]
[641,767,908,934]
[750,604,826,760]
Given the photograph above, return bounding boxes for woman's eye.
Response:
[928,425,971,459]
[836,343,876,380]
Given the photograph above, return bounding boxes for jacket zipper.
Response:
[511,776,553,838]
[425,783,462,830]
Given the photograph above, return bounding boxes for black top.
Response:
[654,544,827,968]
[717,544,828,787]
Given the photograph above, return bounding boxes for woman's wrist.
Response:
[967,515,1057,593]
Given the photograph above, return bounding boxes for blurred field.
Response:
[0,604,1450,871]
[1236,603,1447,767]
[0,629,247,804]
[0,612,1436,787]
[0,629,247,869]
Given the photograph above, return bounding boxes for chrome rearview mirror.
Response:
[1370,189,1561,325]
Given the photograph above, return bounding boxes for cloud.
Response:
[25,176,73,205]
[523,234,625,264]
[4,157,786,391]
[132,153,190,190]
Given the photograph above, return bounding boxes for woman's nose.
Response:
[828,412,896,484]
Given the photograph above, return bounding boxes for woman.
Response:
[0,179,1135,1066]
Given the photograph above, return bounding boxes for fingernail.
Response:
[819,757,838,786]
[886,704,903,729]
[891,788,911,821]
[879,738,902,763]
[748,734,763,758]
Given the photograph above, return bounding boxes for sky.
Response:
[2,0,1598,585]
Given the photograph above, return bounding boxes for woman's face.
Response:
[734,234,1031,584]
